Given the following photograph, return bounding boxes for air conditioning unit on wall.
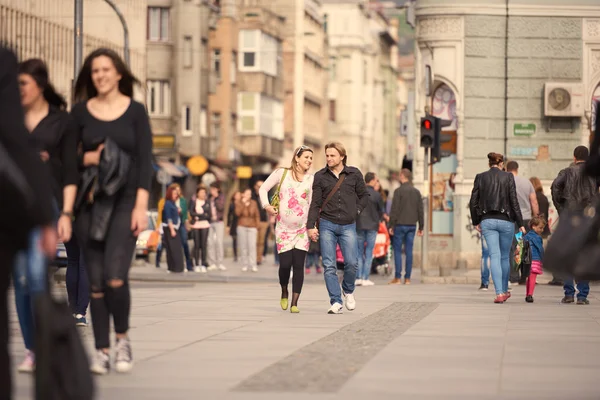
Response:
[544,82,585,117]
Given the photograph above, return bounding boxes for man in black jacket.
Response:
[307,142,368,314]
[356,172,385,286]
[0,47,57,400]
[551,145,597,305]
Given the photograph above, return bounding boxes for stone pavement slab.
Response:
[8,280,600,399]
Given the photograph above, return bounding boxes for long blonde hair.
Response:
[289,145,313,180]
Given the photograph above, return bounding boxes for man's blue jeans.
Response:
[481,236,491,286]
[319,219,358,305]
[392,225,416,279]
[13,228,46,351]
[480,219,513,295]
[356,229,377,280]
[180,227,193,271]
[564,278,590,299]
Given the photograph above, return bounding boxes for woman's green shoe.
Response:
[280,298,288,310]
[290,306,299,313]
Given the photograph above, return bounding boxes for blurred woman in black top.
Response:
[72,48,152,375]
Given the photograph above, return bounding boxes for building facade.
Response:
[0,0,147,105]
[146,0,220,166]
[273,0,328,169]
[412,0,600,276]
[235,0,286,168]
[323,0,399,181]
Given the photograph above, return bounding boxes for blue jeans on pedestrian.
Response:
[481,235,491,286]
[564,278,590,299]
[64,234,90,316]
[305,252,320,268]
[13,227,46,351]
[319,219,358,305]
[392,225,416,279]
[480,219,513,295]
[180,227,193,271]
[356,229,377,280]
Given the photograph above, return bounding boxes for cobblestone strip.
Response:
[234,302,438,393]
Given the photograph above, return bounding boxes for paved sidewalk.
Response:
[10,281,600,399]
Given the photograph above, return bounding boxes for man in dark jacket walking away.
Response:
[356,172,385,286]
[551,145,598,305]
[388,169,424,285]
[0,47,57,400]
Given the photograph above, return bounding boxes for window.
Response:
[183,36,193,68]
[329,57,336,80]
[239,30,258,70]
[211,113,221,138]
[182,105,192,136]
[238,92,258,134]
[230,53,237,84]
[212,49,221,79]
[147,7,169,41]
[200,108,207,137]
[146,80,171,116]
[329,100,336,122]
[237,92,283,138]
[201,39,209,69]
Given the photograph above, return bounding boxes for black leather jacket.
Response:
[469,167,523,227]
[75,137,131,241]
[551,162,598,215]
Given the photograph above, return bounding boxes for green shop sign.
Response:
[513,123,536,136]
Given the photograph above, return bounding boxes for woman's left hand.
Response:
[131,207,148,236]
[57,214,72,242]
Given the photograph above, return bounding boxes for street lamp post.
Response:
[103,0,130,67]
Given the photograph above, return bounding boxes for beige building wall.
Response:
[0,0,147,105]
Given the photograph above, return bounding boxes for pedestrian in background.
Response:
[189,186,211,272]
[227,191,240,262]
[207,182,227,271]
[252,180,269,265]
[174,184,193,272]
[307,142,368,314]
[236,188,260,272]
[72,48,153,374]
[523,216,546,303]
[388,169,423,285]
[469,153,525,304]
[260,145,314,313]
[0,46,58,399]
[356,172,385,287]
[162,185,184,273]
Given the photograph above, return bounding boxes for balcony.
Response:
[234,135,283,162]
[237,72,284,100]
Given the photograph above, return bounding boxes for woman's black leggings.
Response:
[191,228,209,266]
[75,204,136,350]
[278,249,306,294]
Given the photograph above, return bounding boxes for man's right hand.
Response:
[308,228,319,242]
[40,225,58,259]
[388,227,394,236]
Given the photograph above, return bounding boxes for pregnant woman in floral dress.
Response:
[260,145,314,313]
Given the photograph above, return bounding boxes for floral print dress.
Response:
[259,168,314,254]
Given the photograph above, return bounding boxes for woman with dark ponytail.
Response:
[12,59,83,373]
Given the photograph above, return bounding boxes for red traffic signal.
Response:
[422,119,432,130]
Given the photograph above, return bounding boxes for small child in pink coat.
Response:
[523,216,547,303]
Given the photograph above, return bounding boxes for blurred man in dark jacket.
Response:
[0,47,57,400]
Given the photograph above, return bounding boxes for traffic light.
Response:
[420,115,435,148]
[431,117,453,164]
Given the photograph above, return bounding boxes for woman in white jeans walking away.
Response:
[235,188,260,272]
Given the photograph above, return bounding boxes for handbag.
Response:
[314,175,346,229]
[544,198,600,281]
[520,239,532,277]
[269,168,288,211]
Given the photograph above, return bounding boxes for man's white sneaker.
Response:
[327,303,344,314]
[90,350,110,375]
[242,266,248,272]
[343,292,356,311]
[355,279,363,286]
[207,264,218,271]
[251,266,258,272]
[194,266,207,273]
[362,279,375,286]
[218,264,227,271]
